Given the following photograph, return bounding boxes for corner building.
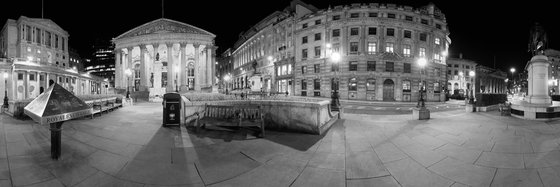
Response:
[294,3,450,101]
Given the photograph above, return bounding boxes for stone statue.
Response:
[252,61,258,72]
[528,22,548,56]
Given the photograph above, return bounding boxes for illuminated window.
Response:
[348,78,357,91]
[403,45,411,57]
[385,43,394,53]
[403,80,411,91]
[368,43,377,54]
[435,38,440,45]
[419,47,426,57]
[350,42,359,54]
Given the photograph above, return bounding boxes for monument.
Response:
[510,23,559,120]
[24,83,92,159]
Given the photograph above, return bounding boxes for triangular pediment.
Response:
[114,18,216,40]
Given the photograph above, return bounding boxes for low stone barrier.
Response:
[182,98,339,135]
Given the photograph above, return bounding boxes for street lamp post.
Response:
[3,72,8,109]
[174,68,179,92]
[330,52,341,111]
[469,71,475,104]
[510,68,516,94]
[458,71,464,98]
[125,69,132,99]
[417,58,427,108]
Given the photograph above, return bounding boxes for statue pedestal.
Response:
[525,55,551,105]
[412,107,430,120]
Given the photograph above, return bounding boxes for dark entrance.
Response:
[383,79,394,101]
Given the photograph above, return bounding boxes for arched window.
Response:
[187,62,195,77]
[348,78,357,91]
[367,78,376,91]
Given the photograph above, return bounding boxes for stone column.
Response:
[180,43,187,91]
[193,44,200,91]
[140,45,147,91]
[526,55,552,104]
[115,49,121,89]
[23,71,28,99]
[207,46,213,87]
[166,43,174,92]
[127,47,133,92]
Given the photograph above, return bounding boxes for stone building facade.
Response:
[0,16,109,102]
[544,49,560,94]
[474,64,507,95]
[446,56,477,96]
[112,18,216,97]
[294,3,450,101]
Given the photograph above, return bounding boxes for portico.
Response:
[112,18,216,97]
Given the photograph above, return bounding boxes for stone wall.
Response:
[182,98,338,135]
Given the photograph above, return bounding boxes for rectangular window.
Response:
[315,20,321,25]
[350,42,359,54]
[332,63,339,72]
[436,24,442,29]
[350,28,359,36]
[403,81,411,91]
[367,61,376,71]
[367,79,376,91]
[348,78,357,91]
[385,43,394,53]
[466,65,470,69]
[404,63,411,73]
[368,12,378,17]
[386,62,394,72]
[29,74,35,81]
[315,33,321,41]
[403,45,411,57]
[302,49,308,60]
[45,31,51,47]
[18,73,23,80]
[367,42,377,54]
[302,23,308,29]
[420,33,427,41]
[35,28,41,44]
[333,15,341,20]
[55,35,59,48]
[349,61,358,71]
[435,38,440,45]
[26,25,32,42]
[388,13,396,19]
[350,13,360,18]
[454,70,458,75]
[66,77,69,83]
[314,79,321,90]
[421,19,428,25]
[314,64,320,73]
[404,30,412,38]
[314,46,321,57]
[405,16,413,21]
[301,91,307,96]
[434,54,440,62]
[448,70,451,74]
[454,64,459,68]
[301,66,307,74]
[332,43,340,53]
[302,36,308,44]
[61,37,65,51]
[386,28,395,37]
[302,80,307,90]
[419,47,426,57]
[434,82,440,93]
[332,29,340,37]
[368,27,377,35]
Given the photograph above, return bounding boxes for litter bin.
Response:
[163,93,181,127]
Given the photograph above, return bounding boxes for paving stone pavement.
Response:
[2,102,560,186]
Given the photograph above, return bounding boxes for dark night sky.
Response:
[1,0,557,72]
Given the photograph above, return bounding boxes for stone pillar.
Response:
[207,46,213,87]
[166,43,174,92]
[526,55,552,105]
[23,71,28,99]
[194,44,200,91]
[115,49,121,89]
[140,45,147,91]
[127,47,133,92]
[180,43,187,91]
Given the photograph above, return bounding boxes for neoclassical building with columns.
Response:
[112,18,216,97]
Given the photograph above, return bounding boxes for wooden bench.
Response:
[188,104,265,138]
[91,99,123,118]
[499,103,511,116]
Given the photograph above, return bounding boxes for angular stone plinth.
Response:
[412,107,430,120]
[525,55,552,105]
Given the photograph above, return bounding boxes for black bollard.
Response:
[50,122,63,160]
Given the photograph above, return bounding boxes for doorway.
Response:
[383,79,394,101]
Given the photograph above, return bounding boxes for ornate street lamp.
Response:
[3,72,8,109]
[330,52,341,111]
[417,58,427,108]
[124,69,132,99]
[510,68,516,94]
